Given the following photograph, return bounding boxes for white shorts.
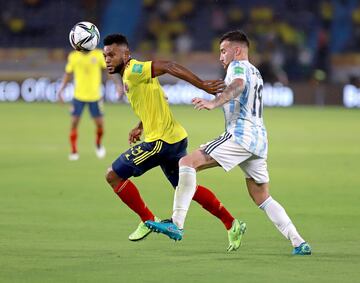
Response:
[202,133,269,184]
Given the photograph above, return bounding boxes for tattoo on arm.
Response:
[211,79,244,108]
[201,150,214,162]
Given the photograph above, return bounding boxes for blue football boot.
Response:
[145,219,183,241]
[292,242,312,255]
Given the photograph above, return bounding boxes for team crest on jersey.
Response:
[132,64,143,73]
[234,66,244,75]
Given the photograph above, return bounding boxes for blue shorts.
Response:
[71,98,103,118]
[112,138,188,188]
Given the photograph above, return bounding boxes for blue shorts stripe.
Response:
[111,138,188,188]
[134,141,163,165]
[132,141,159,164]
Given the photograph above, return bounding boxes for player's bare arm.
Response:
[57,72,72,103]
[128,121,143,145]
[151,60,225,95]
[192,78,244,110]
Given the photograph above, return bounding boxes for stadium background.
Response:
[0,0,360,106]
[1,1,360,283]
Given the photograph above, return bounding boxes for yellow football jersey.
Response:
[65,49,106,102]
[123,59,187,144]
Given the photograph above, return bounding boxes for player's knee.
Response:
[71,117,80,128]
[179,155,194,167]
[179,151,203,170]
[105,168,113,184]
[105,168,122,187]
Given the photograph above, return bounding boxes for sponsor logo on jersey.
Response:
[234,66,244,75]
[132,64,143,73]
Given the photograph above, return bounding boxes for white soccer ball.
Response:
[69,21,100,51]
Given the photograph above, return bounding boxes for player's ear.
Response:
[124,48,130,59]
[234,46,242,57]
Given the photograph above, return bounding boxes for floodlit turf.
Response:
[0,102,359,283]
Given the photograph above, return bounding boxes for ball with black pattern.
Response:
[69,21,100,51]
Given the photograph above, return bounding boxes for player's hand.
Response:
[192,97,215,110]
[201,80,225,95]
[57,91,65,104]
[128,127,142,145]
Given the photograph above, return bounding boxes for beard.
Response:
[109,63,124,74]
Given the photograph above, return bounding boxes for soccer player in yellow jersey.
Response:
[102,34,244,250]
[58,49,108,161]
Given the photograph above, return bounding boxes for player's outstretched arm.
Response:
[151,60,225,95]
[192,78,245,110]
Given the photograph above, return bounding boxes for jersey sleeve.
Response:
[127,61,152,85]
[96,49,106,69]
[227,61,247,82]
[65,52,74,73]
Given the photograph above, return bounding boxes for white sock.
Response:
[172,166,197,229]
[259,196,305,247]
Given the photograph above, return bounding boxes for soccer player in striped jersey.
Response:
[58,49,110,161]
[103,34,242,248]
[146,30,311,255]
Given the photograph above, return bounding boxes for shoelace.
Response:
[160,219,173,224]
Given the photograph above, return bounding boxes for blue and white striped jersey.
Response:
[222,60,268,158]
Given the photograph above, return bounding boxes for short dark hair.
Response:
[220,30,250,48]
[103,34,129,47]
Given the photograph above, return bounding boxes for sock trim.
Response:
[114,180,129,194]
[259,196,273,210]
[179,166,196,174]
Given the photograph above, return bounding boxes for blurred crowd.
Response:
[135,0,360,82]
[0,0,360,83]
[0,0,102,47]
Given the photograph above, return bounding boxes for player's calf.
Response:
[106,171,155,225]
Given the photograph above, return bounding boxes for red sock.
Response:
[96,126,103,147]
[193,185,234,230]
[70,128,77,154]
[113,180,154,222]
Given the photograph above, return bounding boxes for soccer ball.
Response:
[69,21,100,51]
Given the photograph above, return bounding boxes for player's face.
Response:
[103,44,129,74]
[219,40,236,70]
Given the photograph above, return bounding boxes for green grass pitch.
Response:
[1,102,359,283]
